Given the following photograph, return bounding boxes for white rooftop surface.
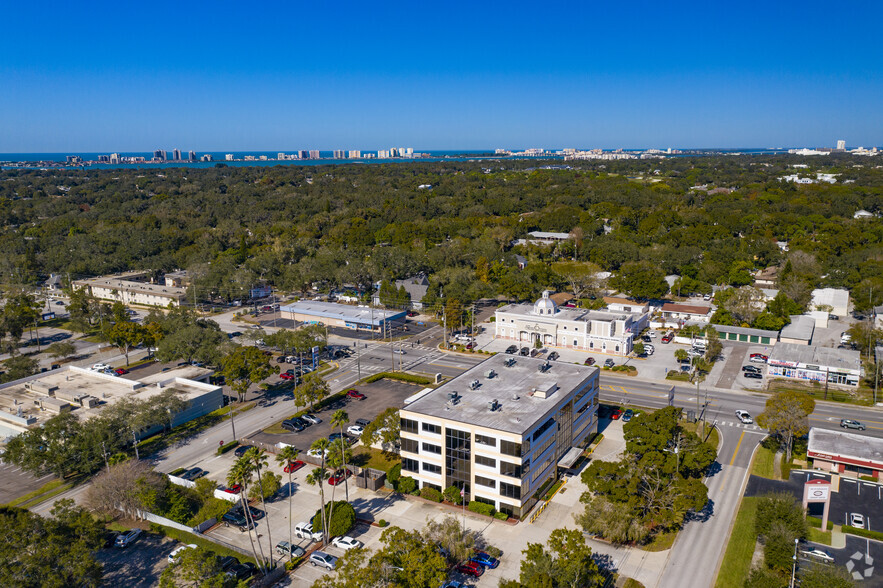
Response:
[281,300,405,323]
[811,288,849,309]
[780,315,815,341]
[403,355,597,435]
[808,428,883,465]
[77,276,187,297]
[527,231,570,240]
[769,342,861,370]
[498,302,634,323]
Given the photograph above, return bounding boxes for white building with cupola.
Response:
[493,291,649,356]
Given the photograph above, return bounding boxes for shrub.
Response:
[217,441,239,455]
[494,512,508,521]
[363,372,432,385]
[187,497,232,527]
[249,471,282,501]
[842,525,883,541]
[443,485,462,504]
[398,476,417,494]
[388,463,402,486]
[378,519,389,527]
[170,467,186,476]
[420,487,443,502]
[483,545,503,557]
[806,516,834,530]
[467,501,496,517]
[284,557,303,571]
[311,501,356,538]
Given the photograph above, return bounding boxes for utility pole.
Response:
[132,430,140,460]
[101,441,109,470]
[443,314,447,350]
[388,321,395,370]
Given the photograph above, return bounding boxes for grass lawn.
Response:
[751,439,777,479]
[350,446,400,473]
[714,496,758,588]
[642,530,678,552]
[683,421,721,450]
[807,526,832,545]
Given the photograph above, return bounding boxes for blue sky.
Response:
[2,1,881,151]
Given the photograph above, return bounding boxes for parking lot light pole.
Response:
[790,538,799,588]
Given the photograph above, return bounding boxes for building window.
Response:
[474,495,495,507]
[500,440,522,457]
[423,482,442,492]
[475,434,496,447]
[532,418,556,442]
[500,482,521,500]
[401,438,419,454]
[500,461,523,478]
[423,463,442,475]
[401,418,418,434]
[422,442,442,455]
[402,458,419,473]
[422,422,441,435]
[445,427,472,500]
[475,455,496,468]
[498,502,520,519]
[475,476,496,489]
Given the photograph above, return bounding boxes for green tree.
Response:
[674,348,689,362]
[610,261,669,300]
[0,291,41,342]
[159,545,226,588]
[244,447,275,568]
[423,514,475,566]
[312,500,356,538]
[330,409,351,501]
[361,407,400,453]
[506,528,605,588]
[106,321,145,366]
[756,391,815,462]
[221,345,277,439]
[1,354,39,383]
[296,371,329,411]
[799,563,855,588]
[633,341,645,356]
[307,437,332,541]
[275,445,300,557]
[45,340,77,362]
[227,456,266,572]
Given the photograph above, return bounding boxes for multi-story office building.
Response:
[188,151,196,161]
[309,150,320,159]
[172,148,181,161]
[400,354,599,519]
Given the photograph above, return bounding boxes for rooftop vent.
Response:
[487,399,500,412]
[504,358,516,367]
[447,392,460,406]
[485,370,496,379]
[538,362,551,373]
[511,392,520,401]
[469,379,480,390]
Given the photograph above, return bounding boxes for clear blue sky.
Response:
[2,1,881,152]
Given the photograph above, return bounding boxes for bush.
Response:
[483,545,503,558]
[420,487,443,502]
[378,519,389,527]
[217,441,239,455]
[363,372,432,385]
[388,463,402,486]
[806,516,834,530]
[312,501,356,538]
[187,497,232,527]
[398,476,417,494]
[842,525,883,541]
[284,557,303,571]
[494,512,508,521]
[249,471,282,501]
[170,467,186,476]
[443,485,462,504]
[467,501,496,517]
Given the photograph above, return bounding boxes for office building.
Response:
[400,354,599,519]
[73,271,188,307]
[280,300,406,332]
[768,343,862,387]
[494,291,648,356]
[807,428,883,479]
[837,140,846,150]
[172,149,181,161]
[188,151,196,162]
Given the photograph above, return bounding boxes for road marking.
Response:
[718,431,747,494]
[427,362,468,370]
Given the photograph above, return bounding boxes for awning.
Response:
[558,446,583,469]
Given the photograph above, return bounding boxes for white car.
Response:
[331,536,363,550]
[850,513,865,529]
[307,448,328,460]
[393,349,406,355]
[347,425,364,436]
[91,363,111,371]
[295,521,324,542]
[114,528,142,548]
[168,543,197,563]
[648,331,657,338]
[735,410,753,424]
[841,332,852,344]
[800,548,835,563]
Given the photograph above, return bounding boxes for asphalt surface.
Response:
[95,532,175,588]
[0,460,55,504]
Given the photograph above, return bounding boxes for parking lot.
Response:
[0,460,56,504]
[95,531,175,587]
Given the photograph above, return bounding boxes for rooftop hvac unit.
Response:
[447,392,460,405]
[469,379,480,390]
[538,362,551,373]
[487,399,499,412]
[485,370,496,379]
[504,358,516,367]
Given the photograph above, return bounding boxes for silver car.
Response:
[309,551,338,570]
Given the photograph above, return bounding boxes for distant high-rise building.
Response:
[378,149,390,158]
[836,140,846,150]
[200,154,213,162]
[299,150,310,159]
[188,151,196,161]
[225,154,234,161]
[110,153,120,164]
[333,150,345,159]
[153,149,166,161]
[347,150,361,158]
[172,149,181,161]
[277,153,287,160]
[97,155,110,163]
[65,155,82,164]
[309,150,320,159]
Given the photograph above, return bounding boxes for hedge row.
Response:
[420,487,443,502]
[842,525,883,541]
[806,516,834,530]
[467,501,496,517]
[363,372,432,385]
[217,440,239,455]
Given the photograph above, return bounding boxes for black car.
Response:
[505,345,518,354]
[282,419,305,432]
[743,372,762,379]
[548,352,560,361]
[227,332,242,339]
[604,359,615,368]
[216,555,238,571]
[229,562,258,580]
[229,504,265,520]
[519,347,530,356]
[102,531,119,549]
[641,335,652,342]
[741,365,762,373]
[233,445,252,457]
[221,512,253,531]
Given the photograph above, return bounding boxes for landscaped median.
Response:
[714,496,759,588]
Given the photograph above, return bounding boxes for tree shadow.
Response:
[593,551,618,574]
[349,493,403,518]
[705,460,723,478]
[686,498,714,523]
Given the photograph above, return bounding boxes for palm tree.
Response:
[245,447,275,569]
[228,457,266,573]
[325,441,352,543]
[330,409,351,501]
[307,437,332,542]
[275,445,300,560]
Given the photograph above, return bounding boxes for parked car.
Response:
[223,484,241,494]
[749,353,768,363]
[282,420,305,432]
[302,414,322,425]
[584,356,596,365]
[505,345,518,354]
[519,347,530,356]
[741,365,762,373]
[233,445,252,457]
[680,365,691,372]
[331,535,363,550]
[180,467,207,481]
[347,389,367,400]
[661,332,674,343]
[800,548,835,563]
[168,543,197,563]
[279,372,295,380]
[355,418,371,428]
[310,551,339,570]
[841,332,852,344]
[276,541,306,558]
[229,562,257,580]
[611,409,622,420]
[307,447,328,460]
[114,528,142,548]
[548,351,559,361]
[227,332,242,339]
[114,368,129,375]
[735,410,753,424]
[621,409,634,422]
[743,372,762,379]
[295,521,324,541]
[91,363,111,371]
[604,359,615,368]
[641,335,652,343]
[102,531,119,548]
[283,460,306,473]
[851,513,865,529]
[840,419,866,430]
[216,555,238,571]
[347,425,364,436]
[471,550,500,569]
[328,469,352,486]
[456,561,484,577]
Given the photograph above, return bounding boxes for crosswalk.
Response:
[716,420,765,432]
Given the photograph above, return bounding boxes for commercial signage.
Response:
[312,346,319,369]
[41,312,56,321]
[807,486,830,501]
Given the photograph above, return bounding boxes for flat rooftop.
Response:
[769,342,861,371]
[780,315,815,341]
[280,301,406,325]
[403,355,597,435]
[808,428,883,466]
[74,276,187,298]
[498,303,633,323]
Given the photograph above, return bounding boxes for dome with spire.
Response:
[533,290,558,316]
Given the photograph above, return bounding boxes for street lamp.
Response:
[790,537,799,588]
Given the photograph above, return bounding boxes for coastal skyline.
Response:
[2,1,882,152]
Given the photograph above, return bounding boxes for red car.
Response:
[223,484,242,494]
[661,332,674,343]
[328,469,352,486]
[456,561,484,577]
[611,409,622,420]
[283,460,306,474]
[584,357,595,366]
[347,389,367,400]
[279,373,295,380]
[115,368,129,375]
